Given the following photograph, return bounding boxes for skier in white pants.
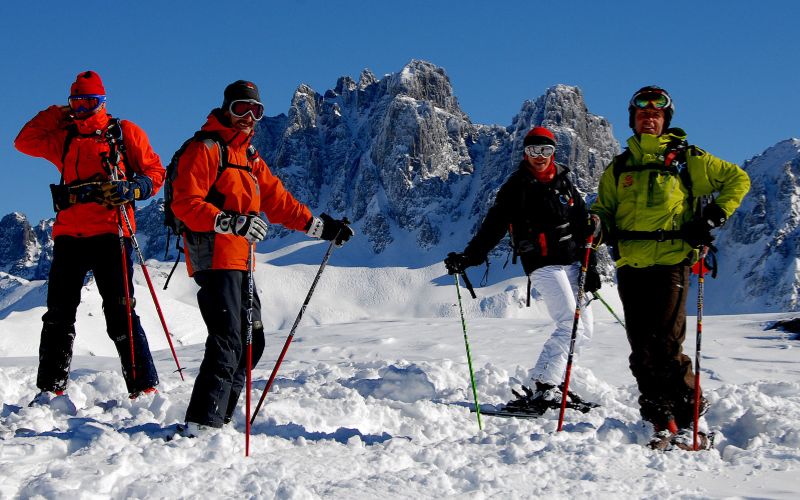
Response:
[529,263,593,387]
[445,126,600,414]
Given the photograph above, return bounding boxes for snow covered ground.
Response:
[1,242,798,498]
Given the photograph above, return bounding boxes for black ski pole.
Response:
[245,242,255,456]
[557,233,595,432]
[250,220,348,424]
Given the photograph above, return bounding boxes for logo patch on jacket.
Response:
[622,174,634,188]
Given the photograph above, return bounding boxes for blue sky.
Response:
[1,1,798,224]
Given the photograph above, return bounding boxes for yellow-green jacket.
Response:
[591,129,750,268]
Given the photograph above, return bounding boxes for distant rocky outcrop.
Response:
[255,60,619,256]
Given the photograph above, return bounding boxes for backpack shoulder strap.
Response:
[59,124,79,184]
[104,118,134,178]
[611,149,633,185]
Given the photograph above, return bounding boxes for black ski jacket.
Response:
[463,161,588,275]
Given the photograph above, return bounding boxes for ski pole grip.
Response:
[461,271,477,299]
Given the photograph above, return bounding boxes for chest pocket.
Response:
[646,170,681,208]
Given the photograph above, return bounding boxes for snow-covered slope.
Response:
[0,245,798,498]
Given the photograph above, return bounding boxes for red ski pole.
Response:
[118,207,184,380]
[117,214,137,383]
[250,228,344,425]
[692,246,708,451]
[557,233,595,432]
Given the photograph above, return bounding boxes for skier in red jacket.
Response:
[15,70,164,402]
[171,80,353,435]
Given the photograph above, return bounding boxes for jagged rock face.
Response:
[0,213,46,280]
[0,203,165,281]
[256,60,619,254]
[131,199,172,261]
[710,139,800,313]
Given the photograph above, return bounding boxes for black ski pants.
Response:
[617,263,699,428]
[38,234,159,394]
[185,269,265,428]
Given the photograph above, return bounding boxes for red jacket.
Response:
[171,111,312,275]
[14,106,164,238]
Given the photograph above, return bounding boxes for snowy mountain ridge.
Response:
[2,61,800,313]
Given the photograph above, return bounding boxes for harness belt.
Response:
[614,229,684,242]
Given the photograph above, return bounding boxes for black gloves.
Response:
[444,252,484,275]
[585,214,602,240]
[215,212,269,242]
[306,213,354,247]
[681,202,727,248]
[444,252,471,275]
[702,202,727,228]
[584,265,601,293]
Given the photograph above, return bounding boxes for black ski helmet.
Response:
[628,85,674,131]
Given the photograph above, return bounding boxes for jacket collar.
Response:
[627,128,687,164]
[518,160,568,183]
[201,109,254,147]
[73,108,111,135]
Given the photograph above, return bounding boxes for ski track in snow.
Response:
[0,258,799,498]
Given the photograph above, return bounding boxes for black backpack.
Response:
[162,131,256,288]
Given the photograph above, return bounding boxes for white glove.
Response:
[214,212,268,243]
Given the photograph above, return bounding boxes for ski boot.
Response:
[648,418,678,451]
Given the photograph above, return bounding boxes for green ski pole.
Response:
[454,273,482,431]
[590,290,626,329]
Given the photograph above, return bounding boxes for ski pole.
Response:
[693,246,708,451]
[557,233,595,432]
[245,242,254,457]
[454,272,482,431]
[117,215,136,383]
[115,183,184,380]
[103,152,137,383]
[250,221,348,424]
[589,291,626,329]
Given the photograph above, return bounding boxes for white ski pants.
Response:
[529,263,594,386]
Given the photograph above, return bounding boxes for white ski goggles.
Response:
[524,144,555,158]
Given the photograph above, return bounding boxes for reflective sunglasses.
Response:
[630,91,671,110]
[229,99,264,121]
[68,94,106,113]
[524,144,555,158]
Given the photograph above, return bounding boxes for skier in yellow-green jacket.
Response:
[590,86,750,449]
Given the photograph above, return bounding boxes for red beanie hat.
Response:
[523,126,557,147]
[70,70,105,96]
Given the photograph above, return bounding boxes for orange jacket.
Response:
[171,111,313,275]
[14,105,164,238]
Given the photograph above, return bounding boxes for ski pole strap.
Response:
[460,271,477,299]
[526,275,531,307]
